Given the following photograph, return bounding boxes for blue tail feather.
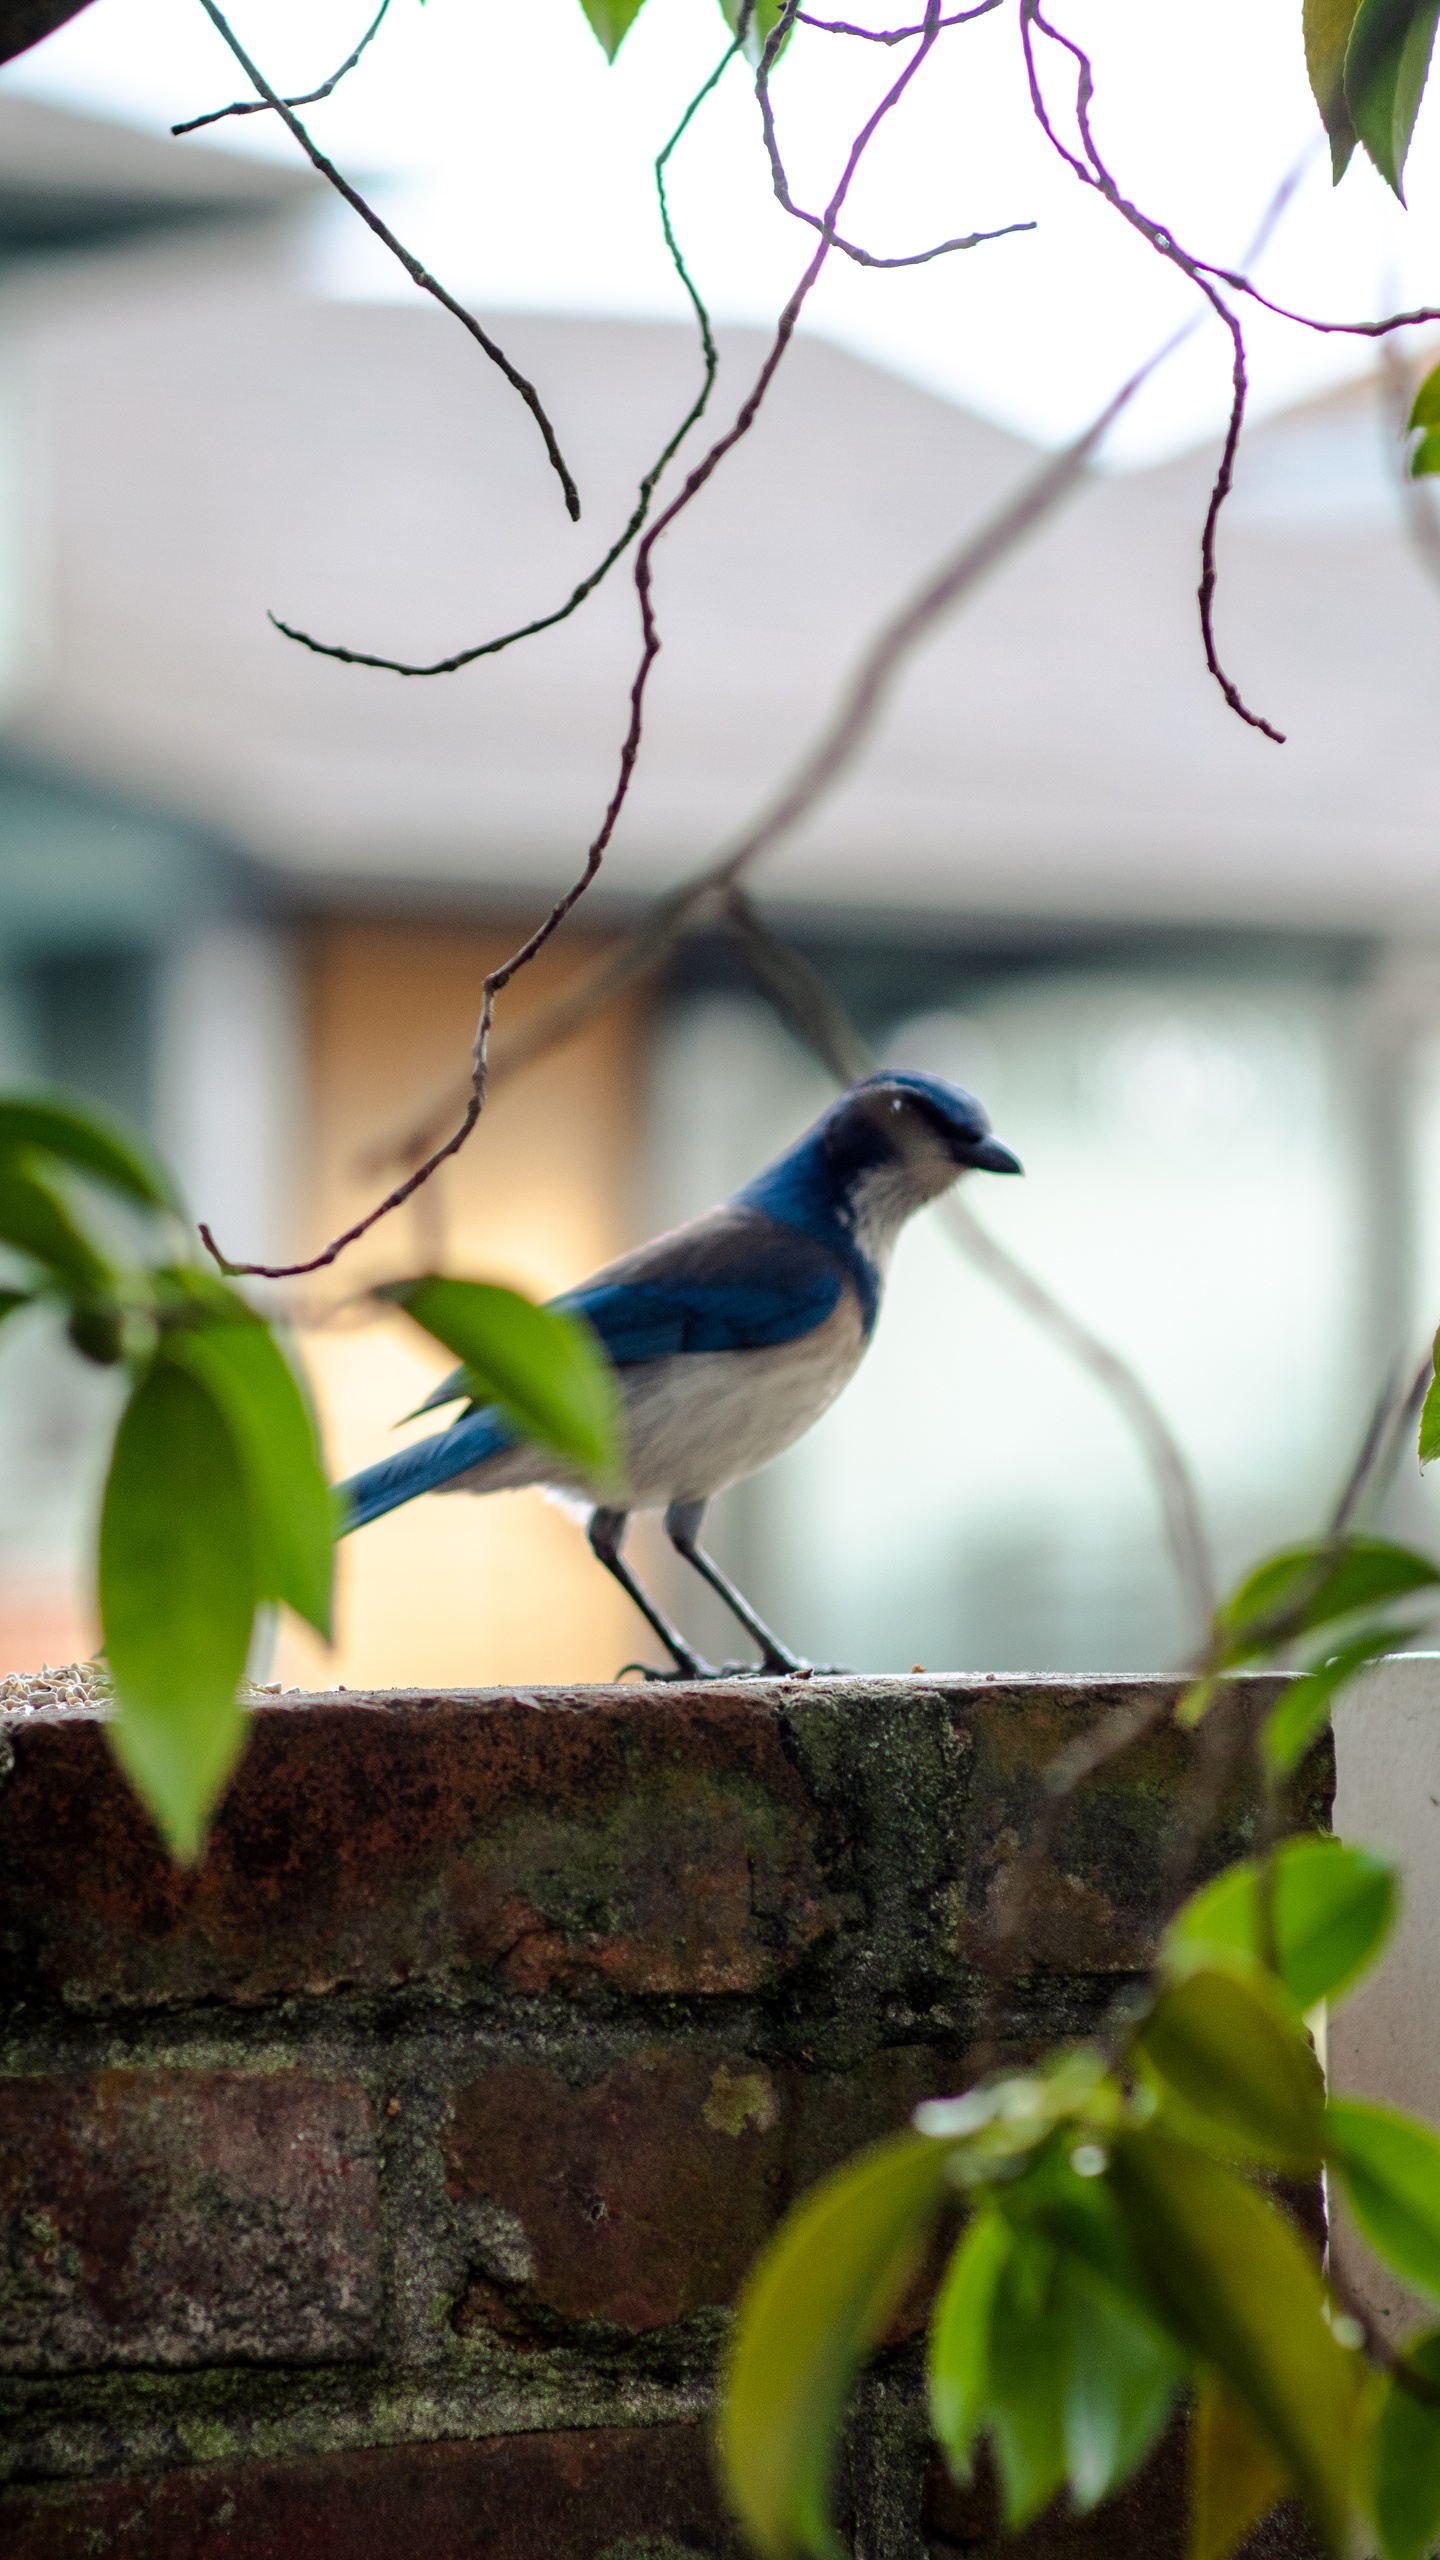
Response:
[336,1406,516,1533]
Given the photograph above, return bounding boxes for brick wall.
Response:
[0,1676,1325,2559]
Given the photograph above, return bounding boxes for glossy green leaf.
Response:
[1412,427,1440,478]
[99,1360,254,1862]
[1058,2256,1181,2513]
[1165,1837,1396,2012]
[1264,1627,1421,1775]
[1134,1966,1325,2169]
[0,1091,179,1213]
[1216,1537,1440,1659]
[0,1157,113,1292]
[163,1325,333,1639]
[578,0,649,58]
[1109,2129,1364,2554]
[986,2229,1068,2529]
[1375,2329,1440,2560]
[1190,2371,1293,2560]
[1327,2102,1440,2302]
[1345,0,1440,196]
[377,1276,619,1483]
[928,2209,1011,2481]
[721,2132,955,2560]
[1305,0,1363,175]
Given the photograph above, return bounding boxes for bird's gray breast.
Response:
[615,1287,869,1508]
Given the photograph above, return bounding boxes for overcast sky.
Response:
[7,0,1440,463]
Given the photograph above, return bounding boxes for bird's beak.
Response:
[960,1133,1023,1175]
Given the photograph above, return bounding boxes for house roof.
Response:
[1,116,1435,937]
[0,94,316,254]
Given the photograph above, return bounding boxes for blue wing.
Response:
[338,1406,515,1531]
[408,1208,848,1420]
[558,1209,845,1362]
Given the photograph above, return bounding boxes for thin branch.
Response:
[1330,1351,1433,1533]
[203,0,946,1277]
[268,28,742,677]
[191,0,581,522]
[173,0,391,133]
[1019,0,1283,742]
[798,1,1001,37]
[762,0,1032,273]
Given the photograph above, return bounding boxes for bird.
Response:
[337,1070,1021,1678]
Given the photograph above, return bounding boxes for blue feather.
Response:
[338,1404,515,1531]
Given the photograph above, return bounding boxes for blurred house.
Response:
[3,92,1440,1684]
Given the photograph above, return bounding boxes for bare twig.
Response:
[798,1,1001,37]
[760,6,1033,271]
[269,28,744,677]
[1330,1351,1433,1533]
[173,0,391,133]
[191,0,581,521]
[1019,0,1282,741]
[203,0,951,1278]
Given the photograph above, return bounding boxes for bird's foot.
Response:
[616,1655,720,1683]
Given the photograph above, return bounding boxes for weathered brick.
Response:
[942,1678,1327,1978]
[0,2426,740,2558]
[444,2043,972,2335]
[0,2071,379,2371]
[924,2435,1321,2557]
[0,1689,840,2010]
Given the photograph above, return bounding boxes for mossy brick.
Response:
[0,1688,842,2011]
[0,2426,741,2558]
[0,2071,379,2373]
[443,2042,972,2337]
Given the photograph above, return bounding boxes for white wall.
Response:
[154,922,304,1281]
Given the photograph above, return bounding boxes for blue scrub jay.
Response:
[338,1071,1020,1677]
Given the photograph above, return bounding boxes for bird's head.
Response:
[825,1070,1014,1187]
[734,1070,1021,1275]
[816,1070,1021,1260]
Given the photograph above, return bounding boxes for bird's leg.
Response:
[663,1499,809,1676]
[587,1507,716,1680]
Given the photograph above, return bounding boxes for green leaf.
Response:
[1413,366,1440,430]
[986,2229,1068,2529]
[1109,2128,1364,2554]
[1264,1627,1422,1775]
[1216,1537,1440,1661]
[1134,1967,1325,2170]
[928,2209,1011,2481]
[718,0,792,63]
[0,1287,35,1328]
[1411,427,1440,477]
[721,2132,955,2560]
[1190,2371,1293,2560]
[0,1156,114,1292]
[1165,1838,1397,2012]
[377,1275,619,1483]
[1344,0,1440,197]
[1326,2101,1440,2302]
[1375,2330,1440,2560]
[1306,0,1364,176]
[99,1360,254,1862]
[577,0,649,58]
[1058,2255,1181,2512]
[0,1090,179,1213]
[1423,1330,1440,1462]
[163,1324,333,1639]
